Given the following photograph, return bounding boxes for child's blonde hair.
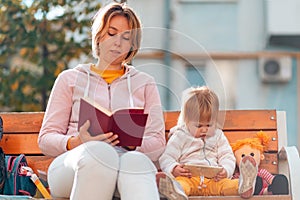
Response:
[178,86,219,126]
[231,131,270,154]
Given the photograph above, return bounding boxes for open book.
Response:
[183,164,223,178]
[78,97,148,146]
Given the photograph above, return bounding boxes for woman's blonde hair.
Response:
[91,3,141,63]
[178,86,219,125]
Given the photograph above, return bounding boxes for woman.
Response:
[38,3,165,200]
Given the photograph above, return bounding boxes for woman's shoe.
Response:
[158,172,188,200]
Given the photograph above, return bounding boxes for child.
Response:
[231,131,289,195]
[158,86,258,199]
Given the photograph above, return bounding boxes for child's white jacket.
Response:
[38,64,165,161]
[159,125,236,178]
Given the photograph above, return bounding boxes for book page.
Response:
[183,164,223,178]
[82,96,112,116]
[83,96,144,116]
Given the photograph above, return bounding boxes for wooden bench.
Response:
[0,110,299,200]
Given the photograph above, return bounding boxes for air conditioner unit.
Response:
[258,57,292,83]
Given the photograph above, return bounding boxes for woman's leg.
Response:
[48,141,119,200]
[118,151,159,200]
[48,150,74,198]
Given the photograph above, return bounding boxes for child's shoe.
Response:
[157,172,188,200]
[238,156,257,199]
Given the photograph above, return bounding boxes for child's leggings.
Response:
[48,141,159,200]
[176,176,239,196]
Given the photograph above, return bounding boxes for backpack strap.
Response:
[11,154,26,175]
[5,156,14,173]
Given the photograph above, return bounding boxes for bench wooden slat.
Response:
[224,130,278,152]
[218,110,277,131]
[260,153,278,174]
[0,133,42,154]
[0,112,44,133]
[164,111,180,130]
[164,110,277,131]
[165,131,278,152]
[26,156,54,175]
[20,151,279,174]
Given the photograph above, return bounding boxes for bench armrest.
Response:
[279,146,300,200]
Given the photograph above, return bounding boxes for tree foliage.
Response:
[0,0,101,111]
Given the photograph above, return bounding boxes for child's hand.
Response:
[171,164,192,178]
[213,168,227,182]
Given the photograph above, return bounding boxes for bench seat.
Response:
[0,110,299,200]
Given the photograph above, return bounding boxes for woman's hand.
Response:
[68,120,119,150]
[213,167,227,182]
[172,164,192,178]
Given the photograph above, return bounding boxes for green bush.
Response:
[0,0,100,111]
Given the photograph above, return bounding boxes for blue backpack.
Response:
[3,154,36,196]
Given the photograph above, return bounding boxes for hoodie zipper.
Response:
[87,64,133,110]
[202,139,211,166]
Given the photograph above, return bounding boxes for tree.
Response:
[0,0,101,111]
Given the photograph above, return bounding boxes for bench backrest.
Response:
[0,112,50,174]
[0,110,279,174]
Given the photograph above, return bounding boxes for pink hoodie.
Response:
[38,63,166,161]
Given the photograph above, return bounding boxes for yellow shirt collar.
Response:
[91,65,125,84]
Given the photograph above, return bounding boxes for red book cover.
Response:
[78,97,148,146]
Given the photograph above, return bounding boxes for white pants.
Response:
[48,141,160,200]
